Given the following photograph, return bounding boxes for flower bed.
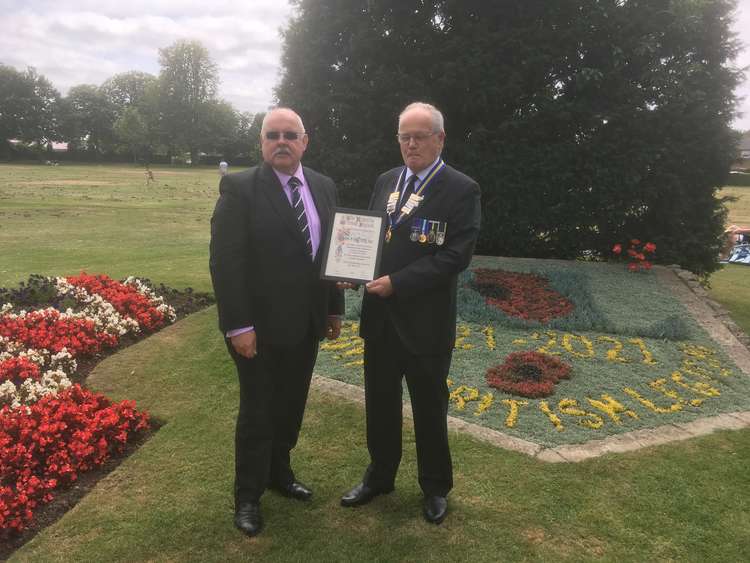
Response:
[471,268,575,322]
[0,385,149,535]
[486,351,572,398]
[0,273,180,537]
[318,258,750,448]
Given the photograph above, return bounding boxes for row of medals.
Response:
[386,189,445,245]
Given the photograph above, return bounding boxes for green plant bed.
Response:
[319,256,750,448]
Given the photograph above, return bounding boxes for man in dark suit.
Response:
[340,102,481,524]
[210,108,343,537]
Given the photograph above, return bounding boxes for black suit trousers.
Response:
[228,329,319,504]
[362,319,453,497]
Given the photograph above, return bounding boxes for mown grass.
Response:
[713,185,750,334]
[2,164,750,561]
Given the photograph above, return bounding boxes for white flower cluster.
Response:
[0,343,76,410]
[1,274,177,411]
[0,370,72,410]
[124,276,177,323]
[53,277,141,336]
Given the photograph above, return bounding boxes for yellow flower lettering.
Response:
[557,398,604,429]
[562,334,594,359]
[586,394,639,424]
[539,400,564,431]
[474,393,494,416]
[500,399,528,428]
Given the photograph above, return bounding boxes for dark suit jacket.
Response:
[209,163,344,348]
[360,164,481,355]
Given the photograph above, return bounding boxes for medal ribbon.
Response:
[387,159,445,233]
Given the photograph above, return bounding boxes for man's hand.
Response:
[231,331,257,359]
[336,281,359,290]
[326,316,342,340]
[365,275,394,297]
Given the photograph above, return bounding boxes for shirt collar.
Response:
[405,156,442,183]
[272,163,304,188]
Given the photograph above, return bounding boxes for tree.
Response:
[276,0,742,275]
[103,71,162,160]
[101,71,158,117]
[59,84,116,154]
[114,106,149,162]
[158,39,219,164]
[0,64,60,151]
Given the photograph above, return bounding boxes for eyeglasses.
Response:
[265,131,304,141]
[397,132,437,144]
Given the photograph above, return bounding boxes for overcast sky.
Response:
[0,0,749,130]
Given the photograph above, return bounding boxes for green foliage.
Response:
[114,107,149,162]
[642,314,691,340]
[728,172,750,187]
[276,0,742,276]
[158,40,219,165]
[0,64,60,149]
[58,84,117,154]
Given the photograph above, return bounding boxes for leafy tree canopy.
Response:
[276,0,742,274]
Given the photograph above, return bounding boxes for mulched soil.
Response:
[0,286,213,561]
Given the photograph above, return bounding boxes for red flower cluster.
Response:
[473,269,574,322]
[0,309,118,358]
[0,357,41,386]
[67,273,167,332]
[486,351,572,398]
[0,385,149,535]
[612,239,656,272]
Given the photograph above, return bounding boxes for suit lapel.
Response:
[258,163,308,249]
[305,167,329,238]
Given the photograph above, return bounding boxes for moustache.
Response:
[273,148,292,157]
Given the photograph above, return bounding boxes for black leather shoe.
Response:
[234,502,263,536]
[423,495,448,525]
[340,482,394,507]
[270,480,313,501]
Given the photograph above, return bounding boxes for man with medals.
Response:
[339,102,481,525]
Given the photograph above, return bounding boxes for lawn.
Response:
[2,164,750,562]
[713,185,750,335]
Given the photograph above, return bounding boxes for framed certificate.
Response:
[321,208,386,283]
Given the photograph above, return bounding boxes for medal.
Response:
[418,219,428,243]
[410,221,420,241]
[428,221,437,243]
[385,159,445,242]
[436,222,447,245]
[385,226,392,242]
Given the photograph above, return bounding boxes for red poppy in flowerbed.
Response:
[0,384,149,536]
[66,273,169,332]
[0,309,119,358]
[486,351,572,398]
[472,269,574,322]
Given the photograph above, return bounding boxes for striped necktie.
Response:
[288,176,313,257]
[400,173,420,210]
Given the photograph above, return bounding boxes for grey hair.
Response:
[261,107,306,133]
[399,102,445,133]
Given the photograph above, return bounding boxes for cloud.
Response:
[1,0,748,127]
[0,1,294,113]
